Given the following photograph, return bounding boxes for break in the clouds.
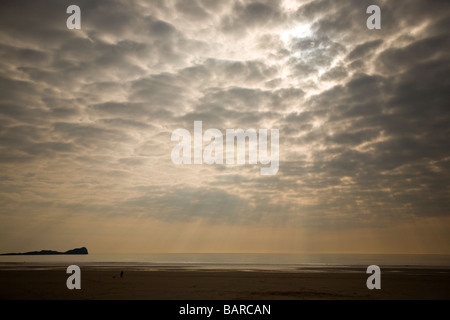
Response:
[0,0,449,252]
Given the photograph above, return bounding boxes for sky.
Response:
[0,0,449,254]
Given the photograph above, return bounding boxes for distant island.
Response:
[0,247,88,255]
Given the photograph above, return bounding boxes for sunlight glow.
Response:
[280,23,314,45]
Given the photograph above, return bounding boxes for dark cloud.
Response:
[125,186,250,223]
[175,0,210,20]
[377,35,450,73]
[0,0,449,232]
[320,65,348,82]
[346,39,384,61]
[202,58,279,86]
[221,1,286,33]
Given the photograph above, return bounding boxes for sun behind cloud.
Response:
[0,0,449,254]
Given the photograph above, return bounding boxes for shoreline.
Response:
[1,261,450,272]
[1,266,449,300]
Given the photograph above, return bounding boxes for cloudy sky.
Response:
[0,0,449,254]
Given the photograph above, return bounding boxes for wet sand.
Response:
[0,267,449,300]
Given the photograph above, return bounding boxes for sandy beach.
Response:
[0,267,449,300]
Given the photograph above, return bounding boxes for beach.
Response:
[1,267,449,300]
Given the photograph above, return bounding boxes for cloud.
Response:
[346,39,384,61]
[221,1,286,33]
[0,0,449,242]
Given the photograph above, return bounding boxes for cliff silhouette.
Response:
[0,247,88,255]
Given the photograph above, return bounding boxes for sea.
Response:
[1,253,450,271]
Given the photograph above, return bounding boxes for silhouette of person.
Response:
[120,271,124,278]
